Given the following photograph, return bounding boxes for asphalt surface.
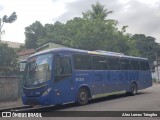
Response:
[1,84,160,120]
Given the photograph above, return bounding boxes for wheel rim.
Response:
[79,91,87,102]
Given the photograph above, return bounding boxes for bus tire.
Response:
[127,83,138,96]
[77,88,89,105]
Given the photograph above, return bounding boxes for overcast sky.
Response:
[0,0,160,43]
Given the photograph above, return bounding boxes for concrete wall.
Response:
[0,76,19,102]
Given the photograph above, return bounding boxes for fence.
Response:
[0,68,18,77]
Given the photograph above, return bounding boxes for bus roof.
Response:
[28,47,148,61]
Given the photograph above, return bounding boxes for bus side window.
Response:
[108,57,120,70]
[140,61,150,70]
[92,56,108,70]
[131,60,140,70]
[145,61,150,70]
[120,58,131,70]
[73,54,92,70]
[139,61,147,70]
[55,57,72,82]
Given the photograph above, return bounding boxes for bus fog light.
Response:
[42,88,52,96]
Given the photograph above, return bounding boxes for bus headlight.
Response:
[42,88,52,96]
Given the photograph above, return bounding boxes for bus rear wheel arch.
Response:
[77,87,91,105]
[127,82,138,96]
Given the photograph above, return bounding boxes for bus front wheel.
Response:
[77,88,89,105]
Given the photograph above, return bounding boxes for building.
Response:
[1,40,24,48]
[36,42,66,52]
[17,49,35,61]
[17,42,67,61]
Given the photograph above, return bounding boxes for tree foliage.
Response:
[131,34,160,64]
[24,2,160,65]
[2,12,17,23]
[82,1,112,20]
[0,43,18,75]
[25,21,46,48]
[0,12,17,40]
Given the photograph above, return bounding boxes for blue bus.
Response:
[22,48,152,106]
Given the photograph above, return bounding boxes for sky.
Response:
[0,0,160,43]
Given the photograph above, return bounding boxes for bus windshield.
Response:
[25,53,53,86]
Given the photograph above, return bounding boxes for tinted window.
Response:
[139,60,150,70]
[120,58,131,70]
[130,60,140,70]
[92,56,108,70]
[55,57,72,81]
[73,54,92,70]
[139,61,147,70]
[108,57,120,70]
[55,57,72,75]
[145,61,150,70]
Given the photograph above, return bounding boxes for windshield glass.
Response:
[25,53,53,86]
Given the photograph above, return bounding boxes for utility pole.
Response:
[156,52,160,83]
[0,18,2,41]
[0,18,5,42]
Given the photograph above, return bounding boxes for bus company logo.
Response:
[2,112,11,117]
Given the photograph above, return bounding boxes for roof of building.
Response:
[36,41,66,52]
[1,40,24,48]
[17,49,35,56]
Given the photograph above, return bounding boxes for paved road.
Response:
[2,84,160,120]
[59,84,160,111]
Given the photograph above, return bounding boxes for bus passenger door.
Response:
[53,56,75,105]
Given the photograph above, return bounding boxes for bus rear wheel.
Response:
[77,88,89,105]
[127,83,138,96]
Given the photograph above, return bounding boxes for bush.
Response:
[0,43,18,76]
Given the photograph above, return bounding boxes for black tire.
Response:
[77,88,89,105]
[127,83,137,96]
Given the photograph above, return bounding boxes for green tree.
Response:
[131,34,160,64]
[0,12,17,41]
[83,1,112,20]
[26,2,160,62]
[25,21,46,48]
[42,21,66,45]
[0,43,18,75]
[59,17,131,54]
[28,2,132,55]
[17,44,26,52]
